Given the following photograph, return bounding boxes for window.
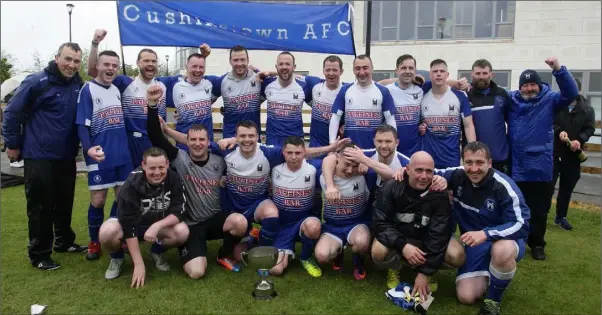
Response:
[366,1,515,41]
[457,70,512,89]
[537,70,601,121]
[294,71,310,76]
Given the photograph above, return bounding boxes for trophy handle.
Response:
[274,249,287,267]
[241,251,249,267]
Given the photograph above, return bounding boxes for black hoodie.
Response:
[117,167,187,239]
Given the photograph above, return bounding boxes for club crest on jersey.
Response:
[348,98,352,105]
[413,94,419,100]
[372,98,378,106]
[117,95,121,101]
[134,86,139,93]
[485,198,495,211]
[95,97,103,105]
[449,104,455,111]
[251,80,256,87]
[257,164,263,172]
[227,161,236,168]
[305,174,311,183]
[457,186,463,197]
[227,86,233,93]
[268,91,273,97]
[212,163,219,172]
[93,175,102,183]
[293,93,299,100]
[317,91,322,97]
[205,88,211,94]
[276,172,282,180]
[423,105,429,112]
[179,93,186,100]
[353,182,359,191]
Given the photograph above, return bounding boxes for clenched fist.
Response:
[146,85,163,103]
[199,43,211,58]
[545,57,560,71]
[93,29,107,43]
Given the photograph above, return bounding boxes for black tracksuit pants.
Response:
[24,159,77,262]
[517,181,555,248]
[552,156,581,219]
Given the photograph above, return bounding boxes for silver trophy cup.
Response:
[240,246,285,300]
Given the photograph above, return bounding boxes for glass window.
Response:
[495,0,514,23]
[382,28,397,40]
[589,96,601,120]
[455,1,473,24]
[475,1,494,38]
[373,71,395,82]
[417,70,431,81]
[382,1,398,27]
[418,26,434,40]
[294,71,309,76]
[418,1,435,26]
[538,72,554,86]
[399,1,416,40]
[436,1,454,39]
[457,70,511,89]
[589,72,601,92]
[370,1,380,40]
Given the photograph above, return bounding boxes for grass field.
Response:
[1,178,600,314]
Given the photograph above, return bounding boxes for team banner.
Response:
[116,1,356,55]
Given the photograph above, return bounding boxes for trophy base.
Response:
[252,291,277,300]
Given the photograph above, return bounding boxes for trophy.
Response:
[562,136,588,163]
[240,246,285,300]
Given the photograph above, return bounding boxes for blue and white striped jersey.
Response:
[386,82,423,156]
[319,174,371,226]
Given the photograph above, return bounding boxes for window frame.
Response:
[457,69,512,89]
[366,1,515,42]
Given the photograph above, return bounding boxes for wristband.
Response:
[91,40,99,47]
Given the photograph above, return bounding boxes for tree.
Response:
[124,64,139,77]
[30,51,48,72]
[0,50,17,84]
[78,48,93,82]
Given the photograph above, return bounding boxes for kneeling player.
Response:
[371,151,465,299]
[438,142,530,315]
[98,148,189,287]
[270,137,323,277]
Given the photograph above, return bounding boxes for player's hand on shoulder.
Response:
[93,29,107,43]
[430,175,447,191]
[218,137,237,151]
[87,145,105,163]
[394,167,406,182]
[146,85,163,103]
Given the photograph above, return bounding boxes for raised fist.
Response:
[93,29,107,43]
[545,57,560,71]
[199,43,211,58]
[146,85,163,103]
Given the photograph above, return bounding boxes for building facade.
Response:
[174,0,601,141]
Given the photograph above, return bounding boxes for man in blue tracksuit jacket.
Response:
[2,43,88,270]
[506,57,579,261]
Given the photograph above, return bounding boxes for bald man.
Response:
[371,151,465,300]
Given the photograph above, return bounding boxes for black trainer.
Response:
[479,299,500,315]
[31,259,61,271]
[54,243,88,253]
[531,246,546,260]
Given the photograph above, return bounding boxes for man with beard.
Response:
[385,54,424,157]
[507,57,579,260]
[87,30,210,160]
[3,42,87,270]
[436,141,530,315]
[421,59,476,169]
[329,55,397,150]
[464,59,512,175]
[257,52,313,146]
[76,50,134,261]
[98,147,189,287]
[146,84,248,276]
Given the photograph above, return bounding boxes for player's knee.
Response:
[445,247,466,269]
[304,220,321,239]
[90,191,107,208]
[314,246,331,264]
[457,290,479,305]
[269,264,285,276]
[99,220,121,244]
[263,205,279,219]
[231,214,248,236]
[491,240,516,266]
[371,240,389,261]
[173,223,190,244]
[186,266,206,280]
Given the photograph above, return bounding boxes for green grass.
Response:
[1,178,600,314]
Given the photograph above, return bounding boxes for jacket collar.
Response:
[472,80,500,96]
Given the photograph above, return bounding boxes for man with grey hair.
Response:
[3,42,88,270]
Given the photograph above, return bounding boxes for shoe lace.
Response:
[108,259,121,270]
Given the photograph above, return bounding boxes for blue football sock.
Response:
[110,248,124,259]
[299,232,316,261]
[109,201,118,218]
[151,241,166,254]
[487,265,515,302]
[258,217,279,246]
[87,204,104,243]
[352,253,364,268]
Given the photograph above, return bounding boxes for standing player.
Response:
[329,55,397,150]
[464,59,512,175]
[269,137,323,277]
[97,147,189,286]
[421,59,476,168]
[436,142,530,315]
[385,54,424,156]
[76,50,132,261]
[146,85,248,277]
[209,45,263,139]
[257,52,312,146]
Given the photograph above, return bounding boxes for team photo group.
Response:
[3,15,593,314]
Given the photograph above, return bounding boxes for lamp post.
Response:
[66,4,74,42]
[165,55,170,76]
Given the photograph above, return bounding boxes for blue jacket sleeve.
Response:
[260,144,285,168]
[484,178,530,241]
[551,66,579,111]
[77,125,92,153]
[434,167,462,182]
[2,73,40,149]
